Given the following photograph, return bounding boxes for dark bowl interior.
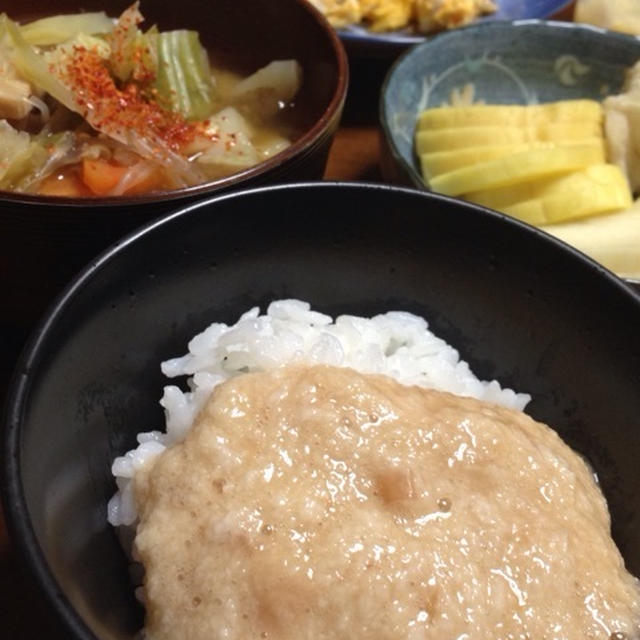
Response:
[4,182,640,639]
[0,0,347,388]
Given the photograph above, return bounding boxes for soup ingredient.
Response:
[0,76,31,119]
[542,199,640,279]
[133,364,640,639]
[108,300,528,527]
[575,0,640,35]
[0,120,44,185]
[0,3,303,195]
[18,12,114,45]
[416,100,633,225]
[307,0,496,33]
[230,60,302,118]
[153,30,216,121]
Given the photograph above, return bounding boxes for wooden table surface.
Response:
[0,4,582,636]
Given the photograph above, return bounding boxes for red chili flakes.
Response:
[60,45,202,151]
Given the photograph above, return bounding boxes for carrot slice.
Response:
[81,158,127,195]
[82,158,165,195]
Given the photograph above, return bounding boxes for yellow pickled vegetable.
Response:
[481,164,632,225]
[465,164,631,220]
[420,139,605,179]
[413,98,638,278]
[428,143,606,197]
[415,121,603,154]
[416,100,603,131]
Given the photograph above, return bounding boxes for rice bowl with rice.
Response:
[108,299,529,527]
[107,299,640,639]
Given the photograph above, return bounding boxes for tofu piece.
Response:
[0,77,32,120]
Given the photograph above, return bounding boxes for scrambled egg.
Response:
[415,0,497,32]
[308,0,497,33]
[361,0,413,32]
[309,0,361,28]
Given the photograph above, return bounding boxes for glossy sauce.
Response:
[134,365,640,639]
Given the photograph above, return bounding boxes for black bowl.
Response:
[0,0,348,391]
[3,182,640,639]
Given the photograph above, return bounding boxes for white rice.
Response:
[107,299,530,527]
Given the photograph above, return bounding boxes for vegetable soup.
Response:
[0,2,303,196]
